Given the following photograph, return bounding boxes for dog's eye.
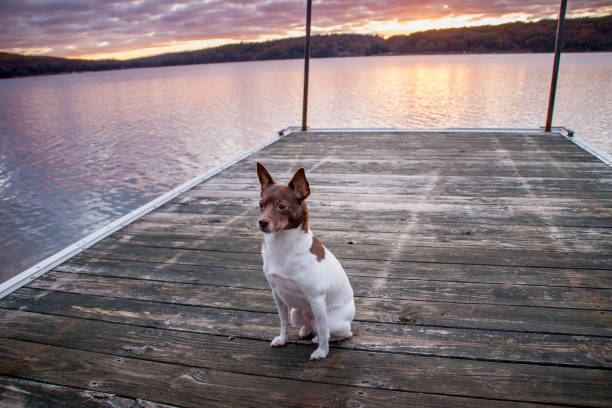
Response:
[278,203,286,210]
[258,201,263,209]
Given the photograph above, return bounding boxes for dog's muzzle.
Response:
[258,218,270,232]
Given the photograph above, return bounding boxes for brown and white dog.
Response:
[256,162,355,360]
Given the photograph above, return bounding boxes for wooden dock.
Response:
[1,130,611,407]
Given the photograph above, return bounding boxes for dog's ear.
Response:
[289,168,310,201]
[257,162,275,193]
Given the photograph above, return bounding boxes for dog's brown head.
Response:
[257,162,310,233]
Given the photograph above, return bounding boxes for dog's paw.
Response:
[270,336,287,347]
[309,347,328,360]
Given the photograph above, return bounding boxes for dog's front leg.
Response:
[270,290,289,347]
[309,296,330,360]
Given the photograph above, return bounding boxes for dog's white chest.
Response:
[266,273,312,312]
[261,229,317,311]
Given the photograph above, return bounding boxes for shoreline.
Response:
[2,49,612,80]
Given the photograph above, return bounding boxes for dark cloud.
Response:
[0,0,609,58]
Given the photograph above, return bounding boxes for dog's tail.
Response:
[290,308,304,327]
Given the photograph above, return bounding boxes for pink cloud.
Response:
[0,0,609,58]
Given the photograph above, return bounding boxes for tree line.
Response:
[1,14,610,78]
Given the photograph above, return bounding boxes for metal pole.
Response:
[301,0,312,132]
[545,0,567,132]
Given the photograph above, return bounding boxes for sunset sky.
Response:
[1,0,611,60]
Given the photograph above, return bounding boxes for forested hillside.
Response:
[1,15,610,78]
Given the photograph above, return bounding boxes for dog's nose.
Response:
[258,219,269,230]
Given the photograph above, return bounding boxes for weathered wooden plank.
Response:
[56,258,262,286]
[91,235,612,271]
[140,208,612,232]
[44,264,612,337]
[202,172,612,192]
[35,265,612,312]
[260,138,592,153]
[0,376,174,408]
[273,131,592,150]
[158,202,612,228]
[56,256,612,291]
[3,308,610,372]
[292,130,546,139]
[28,271,612,320]
[4,288,611,351]
[3,337,592,407]
[136,208,612,251]
[258,137,585,149]
[206,154,610,181]
[256,149,598,162]
[1,313,608,406]
[244,148,610,162]
[253,150,605,164]
[80,243,259,269]
[139,209,612,242]
[260,137,589,153]
[13,322,594,408]
[191,182,612,199]
[178,188,612,208]
[255,155,602,169]
[21,274,612,367]
[0,338,420,408]
[176,193,612,228]
[253,131,604,162]
[119,222,612,255]
[228,157,612,179]
[207,160,612,180]
[256,149,602,162]
[119,219,612,254]
[244,154,609,167]
[163,194,612,223]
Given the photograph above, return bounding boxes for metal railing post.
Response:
[545,0,567,132]
[301,0,312,132]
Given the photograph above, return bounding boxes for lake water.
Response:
[1,53,611,282]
